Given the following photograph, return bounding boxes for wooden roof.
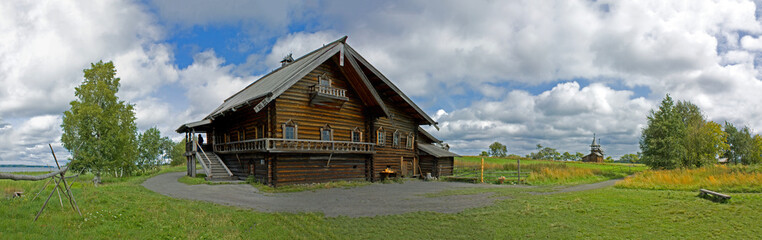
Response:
[197,36,436,126]
[417,143,459,158]
[417,126,441,143]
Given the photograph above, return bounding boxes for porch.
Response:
[213,138,375,154]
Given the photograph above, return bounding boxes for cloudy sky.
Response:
[2,0,762,165]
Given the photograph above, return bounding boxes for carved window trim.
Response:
[352,127,363,142]
[393,130,400,147]
[283,120,298,139]
[318,72,331,87]
[376,127,385,146]
[320,124,333,141]
[406,133,414,149]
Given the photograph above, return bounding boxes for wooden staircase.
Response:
[198,151,237,181]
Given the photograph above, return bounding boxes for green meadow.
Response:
[1,163,760,239]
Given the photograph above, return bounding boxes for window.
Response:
[393,130,400,147]
[283,120,297,139]
[376,127,385,146]
[320,124,333,141]
[351,127,362,142]
[318,73,331,86]
[406,133,414,149]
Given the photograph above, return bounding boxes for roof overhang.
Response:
[417,143,460,158]
[176,119,212,133]
[417,126,441,143]
[344,45,437,126]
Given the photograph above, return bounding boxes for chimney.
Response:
[280,53,294,67]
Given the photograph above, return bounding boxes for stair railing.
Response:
[196,141,233,177]
[193,146,212,177]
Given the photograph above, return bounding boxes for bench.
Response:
[699,189,731,203]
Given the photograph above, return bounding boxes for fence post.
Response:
[517,158,521,184]
[480,158,484,183]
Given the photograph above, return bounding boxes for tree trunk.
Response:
[93,171,101,187]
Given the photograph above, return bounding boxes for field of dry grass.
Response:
[616,165,762,192]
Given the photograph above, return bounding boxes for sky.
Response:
[2,0,762,166]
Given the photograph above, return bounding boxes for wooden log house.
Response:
[177,36,458,186]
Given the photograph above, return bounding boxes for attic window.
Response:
[318,73,331,87]
[283,120,297,139]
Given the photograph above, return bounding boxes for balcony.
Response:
[214,138,375,154]
[309,85,348,109]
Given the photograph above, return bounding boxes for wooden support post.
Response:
[517,158,521,184]
[480,158,484,183]
[49,144,81,216]
[35,176,61,222]
[32,177,54,201]
[400,156,404,177]
[55,184,64,207]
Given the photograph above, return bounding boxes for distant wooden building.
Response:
[582,134,604,163]
[177,36,458,186]
[417,127,458,178]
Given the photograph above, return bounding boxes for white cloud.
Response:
[741,35,762,51]
[0,1,219,165]
[430,82,651,157]
[0,115,69,166]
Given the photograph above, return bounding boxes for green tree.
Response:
[171,139,187,166]
[479,151,490,157]
[137,127,172,172]
[640,95,686,169]
[676,101,728,168]
[575,152,585,161]
[530,144,561,160]
[724,122,757,165]
[751,134,762,165]
[620,153,640,163]
[488,142,507,157]
[62,61,137,181]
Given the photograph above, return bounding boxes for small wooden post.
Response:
[480,158,484,183]
[400,156,404,177]
[517,158,521,184]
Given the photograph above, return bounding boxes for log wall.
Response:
[418,156,454,177]
[274,61,368,142]
[213,103,269,144]
[274,154,367,185]
[371,99,417,179]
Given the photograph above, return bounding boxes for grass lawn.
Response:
[2,165,761,239]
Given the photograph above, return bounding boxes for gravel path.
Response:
[142,172,618,217]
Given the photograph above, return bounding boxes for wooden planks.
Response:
[275,61,368,142]
[274,154,366,185]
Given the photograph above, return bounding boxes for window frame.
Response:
[376,127,385,146]
[393,130,400,148]
[320,124,333,141]
[406,133,414,149]
[283,120,298,140]
[318,73,331,87]
[351,127,363,142]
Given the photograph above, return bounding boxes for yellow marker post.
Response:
[480,158,484,183]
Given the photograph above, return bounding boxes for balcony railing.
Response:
[310,84,347,99]
[214,138,375,154]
